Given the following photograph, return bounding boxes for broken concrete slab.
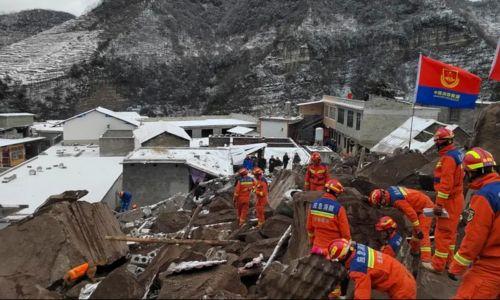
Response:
[154,210,190,233]
[208,193,234,212]
[258,254,345,299]
[259,214,293,238]
[194,208,236,226]
[90,265,144,299]
[238,238,280,263]
[357,152,430,187]
[0,200,127,292]
[0,275,62,299]
[158,264,247,299]
[268,169,302,209]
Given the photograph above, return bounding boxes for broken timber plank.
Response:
[105,235,238,246]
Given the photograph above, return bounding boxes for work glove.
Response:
[414,229,424,240]
[447,272,458,281]
[433,205,443,217]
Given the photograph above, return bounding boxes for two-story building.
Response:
[298,95,440,154]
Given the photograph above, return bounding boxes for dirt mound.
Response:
[471,102,500,160]
[357,152,430,187]
[0,199,127,295]
[158,264,247,299]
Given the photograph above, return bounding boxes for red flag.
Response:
[415,55,481,108]
[489,39,500,81]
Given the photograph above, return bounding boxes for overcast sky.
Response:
[0,0,101,16]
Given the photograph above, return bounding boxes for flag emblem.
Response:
[441,69,460,88]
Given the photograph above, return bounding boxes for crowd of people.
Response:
[234,126,499,299]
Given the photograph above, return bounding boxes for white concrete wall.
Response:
[260,120,288,138]
[63,111,136,144]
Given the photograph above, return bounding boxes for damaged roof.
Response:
[371,116,460,154]
[0,145,124,218]
[227,126,256,135]
[124,147,233,177]
[0,137,46,147]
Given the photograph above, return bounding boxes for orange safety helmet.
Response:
[434,127,454,145]
[375,216,398,231]
[463,147,496,172]
[328,238,352,261]
[253,167,264,176]
[238,168,248,176]
[311,152,321,163]
[325,179,344,195]
[368,189,390,207]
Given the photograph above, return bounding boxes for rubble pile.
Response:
[471,102,500,160]
[0,151,473,299]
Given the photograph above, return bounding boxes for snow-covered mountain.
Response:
[0,0,498,119]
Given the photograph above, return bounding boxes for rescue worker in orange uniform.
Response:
[304,152,330,191]
[327,238,417,300]
[423,127,465,273]
[448,147,500,299]
[233,168,256,226]
[253,167,269,227]
[307,179,351,253]
[375,216,403,258]
[368,186,433,261]
[63,262,97,286]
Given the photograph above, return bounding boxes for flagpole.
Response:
[409,54,423,149]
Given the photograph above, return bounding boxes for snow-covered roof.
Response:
[134,122,191,144]
[324,98,365,110]
[0,137,45,147]
[304,146,334,153]
[230,143,267,165]
[55,107,140,127]
[371,117,459,154]
[115,111,147,121]
[297,100,324,106]
[227,126,256,135]
[0,145,123,218]
[124,148,233,177]
[165,118,256,128]
[31,121,64,133]
[259,116,303,124]
[0,113,35,117]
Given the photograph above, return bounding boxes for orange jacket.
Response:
[254,176,269,200]
[449,173,500,275]
[434,145,464,206]
[307,193,351,250]
[387,186,434,230]
[347,244,416,299]
[304,163,330,191]
[234,176,255,202]
[65,262,89,282]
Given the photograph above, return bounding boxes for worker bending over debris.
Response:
[327,238,417,300]
[233,168,256,226]
[423,127,464,273]
[253,167,269,228]
[368,186,432,261]
[117,191,132,213]
[63,262,96,287]
[304,152,330,191]
[448,147,500,299]
[375,216,403,258]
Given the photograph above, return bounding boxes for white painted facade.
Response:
[260,119,289,138]
[63,110,137,144]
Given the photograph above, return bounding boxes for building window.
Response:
[337,108,345,124]
[356,112,361,130]
[347,110,354,128]
[201,129,213,137]
[328,105,336,120]
[185,129,193,137]
[449,109,460,123]
[221,128,230,134]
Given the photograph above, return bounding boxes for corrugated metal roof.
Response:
[371,117,458,154]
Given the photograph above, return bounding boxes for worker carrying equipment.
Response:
[252,167,269,227]
[375,216,403,258]
[233,168,256,226]
[304,152,330,191]
[327,239,417,300]
[368,186,433,261]
[448,147,500,299]
[423,127,465,273]
[117,191,132,213]
[63,262,96,285]
[307,179,350,252]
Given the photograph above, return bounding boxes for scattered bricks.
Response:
[130,254,152,267]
